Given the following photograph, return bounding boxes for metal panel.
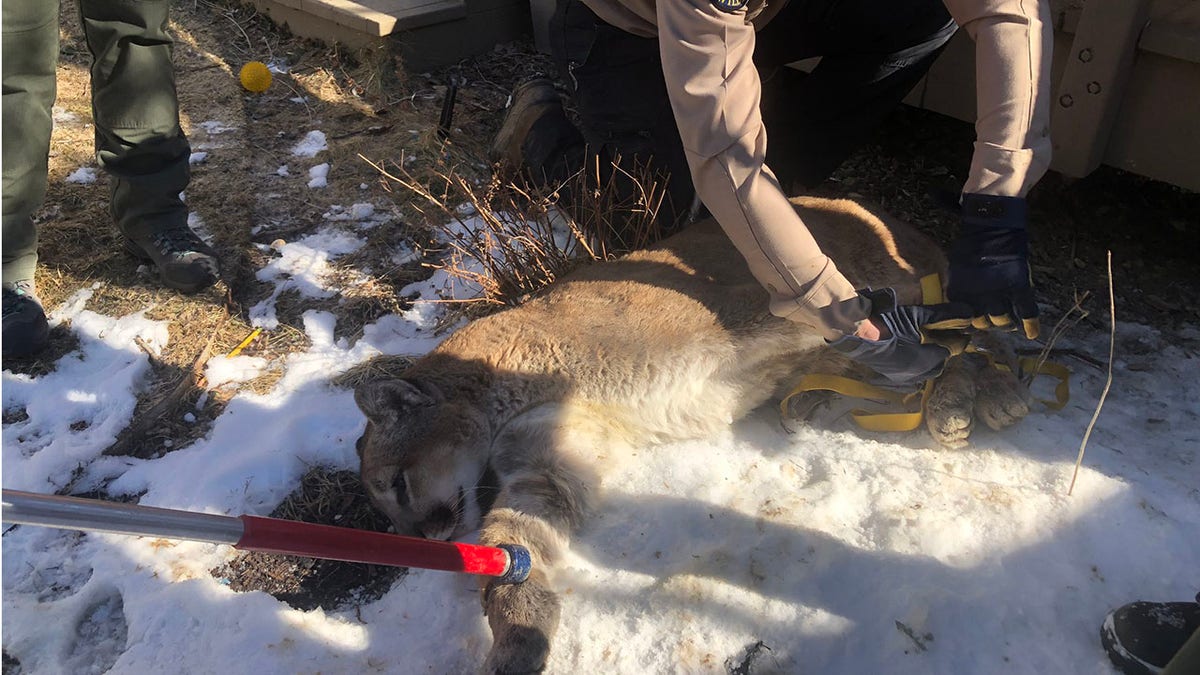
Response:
[1051,0,1152,177]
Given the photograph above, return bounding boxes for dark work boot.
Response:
[489,78,572,181]
[2,280,50,358]
[124,224,220,293]
[1101,594,1200,674]
[110,161,218,294]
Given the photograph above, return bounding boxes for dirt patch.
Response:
[210,467,404,611]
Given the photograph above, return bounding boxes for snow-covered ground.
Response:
[4,147,1199,674]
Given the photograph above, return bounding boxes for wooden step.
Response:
[245,0,465,38]
[240,0,531,70]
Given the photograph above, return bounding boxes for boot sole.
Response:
[490,79,564,168]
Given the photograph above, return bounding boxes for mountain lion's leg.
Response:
[478,418,596,674]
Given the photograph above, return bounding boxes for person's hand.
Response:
[947,193,1040,340]
[829,288,974,385]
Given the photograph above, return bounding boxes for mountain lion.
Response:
[353,196,1028,673]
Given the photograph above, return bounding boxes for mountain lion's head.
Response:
[353,378,499,539]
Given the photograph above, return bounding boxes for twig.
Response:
[1014,347,1106,371]
[1023,290,1090,386]
[894,620,933,652]
[224,11,255,56]
[1068,252,1115,495]
[275,77,315,118]
[103,326,222,459]
[362,147,668,310]
[133,336,162,369]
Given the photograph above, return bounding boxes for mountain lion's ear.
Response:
[354,379,437,421]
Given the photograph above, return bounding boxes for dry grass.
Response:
[331,355,415,390]
[366,150,672,314]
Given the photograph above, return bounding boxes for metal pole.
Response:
[2,489,531,584]
[2,489,243,543]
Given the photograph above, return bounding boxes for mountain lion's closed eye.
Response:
[354,196,1028,673]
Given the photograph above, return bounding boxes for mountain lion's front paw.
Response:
[482,572,560,674]
[973,366,1029,431]
[484,623,552,674]
[926,356,981,448]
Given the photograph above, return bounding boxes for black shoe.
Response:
[2,281,50,358]
[1101,595,1200,674]
[489,78,565,179]
[124,224,220,293]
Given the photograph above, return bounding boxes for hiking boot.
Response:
[489,78,566,178]
[2,280,50,358]
[124,224,220,293]
[1101,594,1200,674]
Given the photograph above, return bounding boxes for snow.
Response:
[197,120,236,135]
[187,212,215,245]
[203,355,270,389]
[65,167,98,184]
[5,168,1199,674]
[307,163,329,188]
[248,229,366,329]
[52,106,80,124]
[291,131,328,158]
[322,203,390,230]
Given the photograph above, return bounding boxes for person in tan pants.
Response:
[495,0,1050,384]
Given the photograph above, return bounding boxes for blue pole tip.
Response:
[495,544,532,584]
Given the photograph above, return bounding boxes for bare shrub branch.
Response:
[1069,251,1115,495]
[1022,290,1091,387]
[361,151,670,313]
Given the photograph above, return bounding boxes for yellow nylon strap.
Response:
[779,374,932,432]
[852,381,933,432]
[779,273,1071,434]
[920,273,945,304]
[1018,357,1071,410]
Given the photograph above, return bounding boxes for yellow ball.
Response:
[239,61,272,93]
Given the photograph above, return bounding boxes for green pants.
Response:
[1164,625,1200,675]
[2,0,191,285]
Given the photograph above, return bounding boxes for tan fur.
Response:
[353,197,1027,673]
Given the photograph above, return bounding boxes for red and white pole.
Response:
[1,489,530,584]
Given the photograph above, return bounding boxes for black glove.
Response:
[947,193,1040,339]
[829,288,974,385]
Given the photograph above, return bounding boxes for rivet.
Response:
[1060,94,1074,108]
[1079,48,1093,63]
[1087,81,1102,94]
